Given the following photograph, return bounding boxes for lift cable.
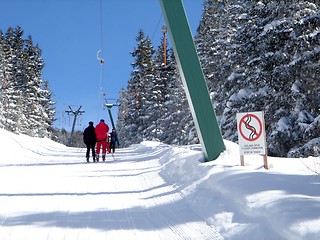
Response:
[99,0,104,55]
[97,0,106,116]
[151,13,163,42]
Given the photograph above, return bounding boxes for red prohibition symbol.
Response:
[239,114,262,141]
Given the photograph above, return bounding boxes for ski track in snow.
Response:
[0,141,222,240]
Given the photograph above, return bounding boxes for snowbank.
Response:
[159,141,320,239]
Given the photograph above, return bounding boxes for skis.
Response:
[86,154,115,163]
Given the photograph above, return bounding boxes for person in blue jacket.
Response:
[109,129,119,154]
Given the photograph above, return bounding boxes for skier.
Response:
[109,129,119,154]
[95,119,109,161]
[106,133,111,154]
[83,121,97,162]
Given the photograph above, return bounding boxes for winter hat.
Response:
[100,119,105,122]
[89,121,94,126]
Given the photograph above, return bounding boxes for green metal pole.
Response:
[159,0,225,161]
[107,106,116,130]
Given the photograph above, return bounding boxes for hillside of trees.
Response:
[0,26,55,138]
[117,0,320,157]
[0,1,319,157]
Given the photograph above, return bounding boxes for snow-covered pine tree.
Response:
[0,26,55,137]
[271,1,320,157]
[2,26,24,133]
[142,34,170,141]
[118,30,155,146]
[159,50,198,145]
[0,31,6,128]
[196,0,250,141]
[233,0,320,156]
[21,36,55,137]
[116,87,129,146]
[0,32,15,130]
[196,0,225,94]
[197,0,319,157]
[39,80,55,137]
[118,30,198,147]
[19,35,45,136]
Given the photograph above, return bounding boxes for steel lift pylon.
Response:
[159,0,225,161]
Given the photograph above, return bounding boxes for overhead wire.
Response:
[97,0,105,116]
[95,7,164,117]
[151,13,163,42]
[99,0,104,56]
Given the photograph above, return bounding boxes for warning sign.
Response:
[237,111,266,155]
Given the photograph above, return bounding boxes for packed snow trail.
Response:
[0,140,222,239]
[1,129,319,239]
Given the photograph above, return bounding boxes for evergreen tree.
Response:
[197,0,320,156]
[118,30,197,147]
[160,50,197,145]
[0,31,6,128]
[117,87,129,146]
[0,26,55,137]
[40,80,56,137]
[2,27,22,133]
[196,0,249,140]
[118,0,318,156]
[118,30,155,146]
[143,34,170,141]
[19,35,45,136]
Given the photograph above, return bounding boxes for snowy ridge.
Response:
[0,129,319,239]
[159,141,320,239]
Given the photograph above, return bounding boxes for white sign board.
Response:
[236,111,267,155]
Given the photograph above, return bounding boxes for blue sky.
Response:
[1,0,203,131]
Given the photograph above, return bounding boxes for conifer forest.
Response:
[1,0,319,157]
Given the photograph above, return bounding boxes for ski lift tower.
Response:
[103,99,119,130]
[65,106,84,146]
[159,0,225,161]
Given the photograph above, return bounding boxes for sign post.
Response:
[236,111,268,169]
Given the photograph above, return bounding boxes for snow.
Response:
[229,89,249,102]
[0,128,319,240]
[291,81,301,93]
[259,19,290,37]
[276,117,292,132]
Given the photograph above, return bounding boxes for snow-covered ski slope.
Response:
[0,128,319,240]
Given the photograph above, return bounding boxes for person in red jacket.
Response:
[95,119,109,161]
